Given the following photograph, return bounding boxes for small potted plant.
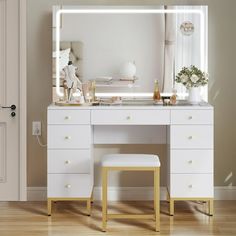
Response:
[175,65,208,103]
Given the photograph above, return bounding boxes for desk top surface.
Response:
[48,101,213,110]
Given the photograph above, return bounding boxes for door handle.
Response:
[1,104,16,110]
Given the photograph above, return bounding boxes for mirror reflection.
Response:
[52,6,208,103]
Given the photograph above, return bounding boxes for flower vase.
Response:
[188,87,201,104]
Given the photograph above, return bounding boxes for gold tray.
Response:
[55,101,99,106]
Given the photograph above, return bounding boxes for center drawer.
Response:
[48,125,91,149]
[48,174,92,198]
[91,109,170,125]
[48,150,91,174]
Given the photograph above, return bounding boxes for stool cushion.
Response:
[102,154,160,167]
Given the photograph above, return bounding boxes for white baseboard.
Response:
[27,186,236,201]
[214,186,236,200]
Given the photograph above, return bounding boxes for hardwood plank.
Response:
[0,201,235,235]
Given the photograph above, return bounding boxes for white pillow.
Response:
[52,48,70,72]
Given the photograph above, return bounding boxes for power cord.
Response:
[34,126,47,147]
[36,135,47,147]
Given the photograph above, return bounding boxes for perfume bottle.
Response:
[91,80,96,102]
[153,80,161,101]
[170,88,177,105]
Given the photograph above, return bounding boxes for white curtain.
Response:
[162,6,176,93]
[174,6,208,100]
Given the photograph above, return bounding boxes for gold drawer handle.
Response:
[188,136,193,140]
[188,160,193,164]
[65,116,71,120]
[65,160,71,164]
[188,184,193,189]
[65,136,71,140]
[65,184,71,188]
[126,116,131,120]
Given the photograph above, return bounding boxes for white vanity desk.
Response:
[47,103,214,216]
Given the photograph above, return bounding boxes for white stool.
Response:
[101,154,161,232]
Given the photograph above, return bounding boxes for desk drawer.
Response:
[170,150,213,173]
[170,174,213,198]
[48,125,91,149]
[171,110,213,125]
[48,174,92,198]
[48,150,91,174]
[48,109,90,125]
[91,109,170,125]
[171,125,213,149]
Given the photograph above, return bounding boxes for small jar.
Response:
[170,89,177,105]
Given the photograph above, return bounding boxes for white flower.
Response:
[186,82,192,88]
[190,74,199,83]
[180,74,189,83]
[203,72,209,79]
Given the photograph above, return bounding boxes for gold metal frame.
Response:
[47,196,93,216]
[102,166,160,232]
[166,188,214,216]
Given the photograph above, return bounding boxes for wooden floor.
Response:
[0,200,235,236]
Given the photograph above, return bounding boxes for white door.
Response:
[0,0,20,200]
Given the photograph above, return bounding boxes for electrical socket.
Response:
[32,121,41,136]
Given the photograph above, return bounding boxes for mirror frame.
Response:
[55,8,206,98]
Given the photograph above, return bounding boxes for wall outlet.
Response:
[32,121,41,136]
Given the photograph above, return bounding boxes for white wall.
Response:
[27,0,236,188]
[55,11,165,92]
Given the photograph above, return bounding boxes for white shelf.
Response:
[95,80,140,88]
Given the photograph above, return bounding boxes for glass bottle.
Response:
[91,80,96,102]
[170,88,177,105]
[153,80,161,101]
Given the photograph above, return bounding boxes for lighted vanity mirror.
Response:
[52,6,208,103]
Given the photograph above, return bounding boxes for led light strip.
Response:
[56,8,205,97]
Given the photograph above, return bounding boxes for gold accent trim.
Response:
[108,214,155,220]
[48,197,90,201]
[55,101,84,106]
[47,195,93,216]
[166,188,214,216]
[102,168,108,232]
[54,101,98,107]
[170,197,214,201]
[91,189,94,204]
[154,167,160,232]
[47,199,52,216]
[209,199,214,216]
[87,199,91,216]
[102,166,160,232]
[170,199,174,216]
[102,166,158,171]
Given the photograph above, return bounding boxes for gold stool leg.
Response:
[47,199,52,216]
[154,167,160,232]
[170,199,174,216]
[209,199,214,216]
[87,198,91,216]
[102,168,108,232]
